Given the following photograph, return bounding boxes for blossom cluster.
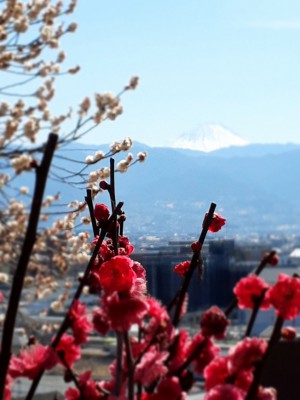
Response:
[4,200,297,400]
[234,273,300,320]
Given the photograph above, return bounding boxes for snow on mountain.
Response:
[172,124,249,152]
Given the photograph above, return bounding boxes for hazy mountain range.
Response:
[13,127,300,238]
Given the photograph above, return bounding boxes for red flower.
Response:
[229,337,267,373]
[146,297,165,319]
[203,213,226,233]
[204,384,245,400]
[281,326,297,340]
[204,356,229,390]
[102,292,149,332]
[267,274,300,320]
[156,376,186,399]
[55,334,81,367]
[204,356,253,392]
[233,275,270,310]
[118,236,135,255]
[168,329,191,372]
[129,261,147,297]
[9,344,57,380]
[68,300,93,345]
[99,241,114,261]
[144,298,175,347]
[65,387,80,400]
[174,261,190,277]
[93,307,111,335]
[90,239,114,264]
[200,306,229,340]
[142,377,186,400]
[99,255,136,293]
[135,346,168,386]
[94,203,110,223]
[65,371,102,400]
[187,333,220,374]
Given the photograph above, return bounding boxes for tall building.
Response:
[133,238,275,312]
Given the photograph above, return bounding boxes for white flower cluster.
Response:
[35,77,55,102]
[85,150,105,165]
[42,193,61,208]
[79,97,91,116]
[0,200,27,264]
[88,167,110,189]
[94,92,123,124]
[23,118,39,143]
[116,151,148,173]
[50,291,69,312]
[110,137,133,154]
[19,186,29,195]
[67,200,86,210]
[10,154,33,174]
[117,153,134,173]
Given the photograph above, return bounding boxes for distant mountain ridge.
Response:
[14,140,300,237]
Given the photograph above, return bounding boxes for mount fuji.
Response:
[172,124,249,152]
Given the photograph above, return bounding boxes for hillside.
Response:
[14,141,300,237]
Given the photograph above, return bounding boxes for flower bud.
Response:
[281,326,296,340]
[174,261,190,277]
[200,306,229,340]
[99,180,109,190]
[191,241,202,253]
[118,214,126,222]
[267,253,279,267]
[94,203,110,223]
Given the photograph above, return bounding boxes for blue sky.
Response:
[57,1,300,147]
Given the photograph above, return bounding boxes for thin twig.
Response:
[244,289,268,338]
[115,333,124,397]
[124,332,135,400]
[172,202,216,327]
[85,189,98,237]
[109,158,119,255]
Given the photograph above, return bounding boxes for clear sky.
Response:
[56,0,300,147]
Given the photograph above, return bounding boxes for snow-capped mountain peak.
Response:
[172,124,249,152]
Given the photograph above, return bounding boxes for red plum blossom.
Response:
[234,275,270,310]
[99,255,136,293]
[267,273,300,320]
[203,213,226,233]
